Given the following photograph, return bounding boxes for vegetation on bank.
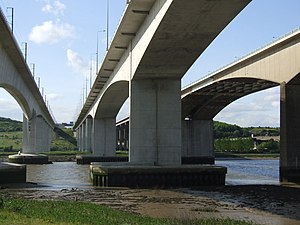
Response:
[0,116,280,154]
[0,117,22,132]
[213,121,280,139]
[0,197,256,225]
[213,121,279,153]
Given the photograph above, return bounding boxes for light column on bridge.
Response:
[181,119,214,162]
[129,79,181,166]
[92,118,116,156]
[280,82,300,183]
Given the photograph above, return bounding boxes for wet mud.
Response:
[1,184,300,225]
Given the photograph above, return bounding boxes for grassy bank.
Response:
[0,198,255,225]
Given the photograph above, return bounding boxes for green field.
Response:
[0,131,22,151]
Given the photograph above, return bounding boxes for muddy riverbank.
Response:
[1,184,299,225]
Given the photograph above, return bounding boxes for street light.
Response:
[106,0,109,51]
[96,30,105,73]
[30,63,35,77]
[6,7,14,33]
[22,42,28,63]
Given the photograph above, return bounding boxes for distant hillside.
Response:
[0,116,280,138]
[0,117,22,132]
[213,121,279,139]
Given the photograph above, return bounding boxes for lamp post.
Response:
[22,42,28,63]
[6,7,14,33]
[31,63,35,77]
[106,0,109,51]
[96,30,105,73]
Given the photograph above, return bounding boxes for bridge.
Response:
[181,28,300,183]
[0,9,55,153]
[74,0,251,166]
[75,0,300,184]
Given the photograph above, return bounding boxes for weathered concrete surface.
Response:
[0,162,26,183]
[90,163,227,188]
[130,79,181,165]
[280,83,300,184]
[8,153,49,164]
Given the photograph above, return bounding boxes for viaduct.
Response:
[0,9,55,153]
[74,0,300,183]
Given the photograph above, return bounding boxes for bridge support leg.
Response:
[81,122,86,151]
[23,114,52,153]
[22,114,30,153]
[182,119,214,164]
[85,117,93,152]
[77,126,83,151]
[92,118,116,156]
[280,83,300,184]
[129,79,181,165]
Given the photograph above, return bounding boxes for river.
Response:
[25,159,280,189]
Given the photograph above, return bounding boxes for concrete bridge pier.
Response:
[116,120,129,151]
[129,79,181,166]
[22,113,53,153]
[85,117,92,152]
[280,82,300,184]
[78,125,85,151]
[92,118,116,156]
[80,122,86,151]
[22,114,30,153]
[181,119,214,164]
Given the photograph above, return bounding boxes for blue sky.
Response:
[0,0,300,127]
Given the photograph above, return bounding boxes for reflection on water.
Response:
[26,162,91,189]
[216,159,279,185]
[25,160,280,189]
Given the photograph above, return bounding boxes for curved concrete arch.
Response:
[182,77,278,120]
[0,84,31,119]
[94,80,129,119]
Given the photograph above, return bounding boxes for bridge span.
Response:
[0,9,55,153]
[74,0,251,166]
[115,27,300,183]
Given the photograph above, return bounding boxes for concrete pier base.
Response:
[90,163,226,188]
[280,168,300,184]
[8,153,50,164]
[76,155,215,165]
[76,155,128,164]
[0,162,26,183]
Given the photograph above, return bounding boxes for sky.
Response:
[0,0,300,128]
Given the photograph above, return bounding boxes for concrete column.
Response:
[129,79,181,166]
[85,117,93,152]
[182,119,214,157]
[24,115,52,153]
[280,82,300,183]
[81,122,86,151]
[92,118,116,156]
[78,127,83,151]
[124,122,129,151]
[22,114,30,153]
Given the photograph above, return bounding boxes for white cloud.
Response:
[47,93,63,101]
[66,49,89,76]
[42,0,66,16]
[215,87,280,127]
[29,20,74,44]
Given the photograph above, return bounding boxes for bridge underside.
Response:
[182,78,278,120]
